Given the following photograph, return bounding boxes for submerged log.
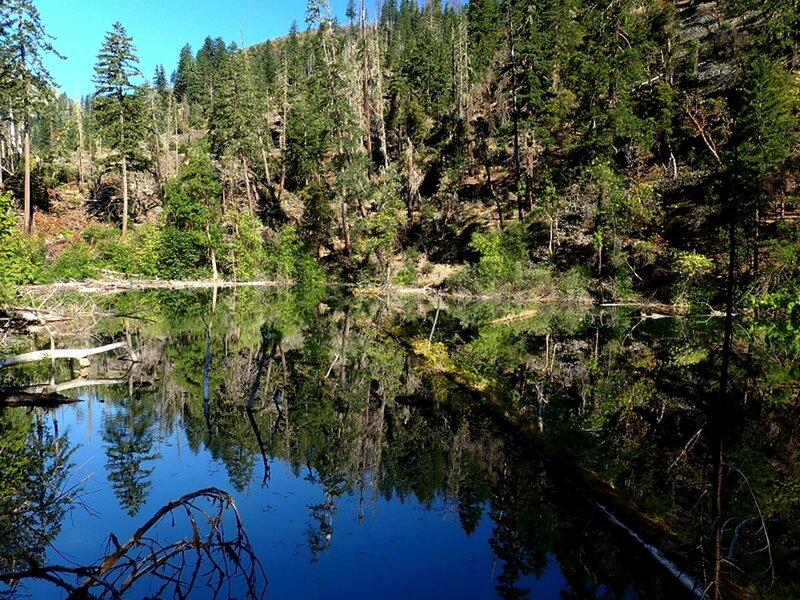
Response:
[0,341,129,368]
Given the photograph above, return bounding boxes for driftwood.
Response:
[0,341,131,368]
[0,390,79,408]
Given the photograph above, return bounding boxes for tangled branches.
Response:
[1,487,268,599]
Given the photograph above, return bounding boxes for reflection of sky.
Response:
[33,394,571,599]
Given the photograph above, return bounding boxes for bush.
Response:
[672,250,715,305]
[39,241,97,283]
[128,225,162,277]
[470,222,530,289]
[265,225,326,285]
[158,227,207,280]
[227,211,267,281]
[0,192,44,295]
[557,266,592,299]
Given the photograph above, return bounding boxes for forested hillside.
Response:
[1,0,799,310]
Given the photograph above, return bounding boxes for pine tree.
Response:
[0,0,62,234]
[732,56,797,275]
[93,21,144,237]
[466,0,500,80]
[172,44,198,104]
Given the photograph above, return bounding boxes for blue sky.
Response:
[36,0,351,98]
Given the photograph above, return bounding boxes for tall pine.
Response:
[93,21,144,237]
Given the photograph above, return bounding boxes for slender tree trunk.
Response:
[708,159,740,600]
[121,154,129,238]
[76,103,85,191]
[507,0,523,222]
[485,161,503,228]
[341,200,352,256]
[23,131,31,235]
[360,0,372,169]
[261,145,271,185]
[243,158,254,211]
[753,206,760,277]
[372,34,389,171]
[207,224,219,280]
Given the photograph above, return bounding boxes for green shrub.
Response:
[129,225,166,278]
[158,227,207,280]
[672,250,715,305]
[0,192,44,295]
[557,266,591,299]
[469,222,530,290]
[266,225,326,285]
[228,211,267,281]
[39,241,97,283]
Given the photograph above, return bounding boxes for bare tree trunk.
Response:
[261,145,271,185]
[122,153,129,238]
[76,102,85,191]
[485,161,503,228]
[24,131,31,235]
[360,0,372,169]
[0,341,132,368]
[341,200,352,256]
[369,27,389,171]
[507,1,523,222]
[243,158,254,211]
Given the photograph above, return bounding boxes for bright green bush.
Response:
[672,250,715,305]
[0,191,44,295]
[265,225,326,285]
[469,222,530,290]
[227,211,267,281]
[39,241,97,283]
[158,227,207,280]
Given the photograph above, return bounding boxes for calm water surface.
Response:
[2,287,796,598]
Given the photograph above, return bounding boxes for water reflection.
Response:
[0,287,798,598]
[0,410,78,574]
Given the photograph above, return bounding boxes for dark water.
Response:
[1,287,798,598]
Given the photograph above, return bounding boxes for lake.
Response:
[1,286,797,598]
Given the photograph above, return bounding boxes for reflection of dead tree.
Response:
[245,408,271,487]
[0,341,137,369]
[1,488,268,600]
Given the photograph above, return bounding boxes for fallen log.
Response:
[0,341,129,368]
[0,390,80,408]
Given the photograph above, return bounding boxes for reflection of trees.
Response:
[0,410,78,575]
[103,393,160,516]
[59,287,800,595]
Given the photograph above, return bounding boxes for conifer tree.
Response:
[732,56,797,274]
[93,21,144,237]
[0,0,62,234]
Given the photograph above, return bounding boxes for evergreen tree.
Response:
[172,43,199,104]
[153,64,167,92]
[731,56,797,274]
[0,0,62,234]
[466,0,500,80]
[93,21,145,237]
